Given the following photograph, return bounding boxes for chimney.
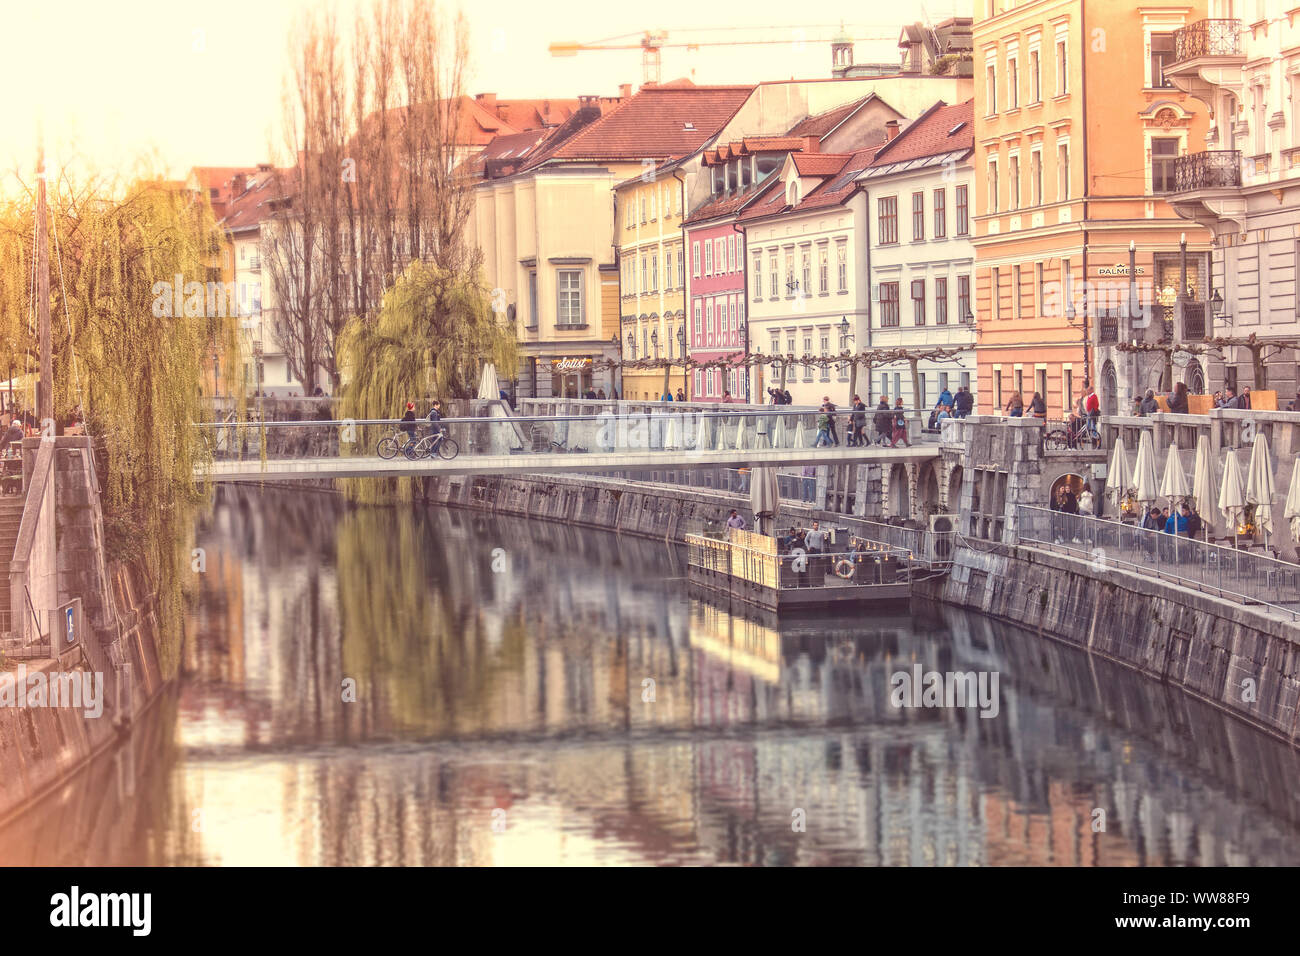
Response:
[619,83,632,100]
[885,120,901,141]
[257,163,272,173]
[230,173,247,196]
[804,136,819,154]
[475,92,498,116]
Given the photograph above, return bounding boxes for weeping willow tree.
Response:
[335,258,516,502]
[0,172,241,675]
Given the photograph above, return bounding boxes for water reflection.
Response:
[3,486,1299,865]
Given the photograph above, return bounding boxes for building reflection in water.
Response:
[3,485,1298,865]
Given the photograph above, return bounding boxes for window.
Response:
[1029,49,1041,103]
[801,248,812,291]
[753,253,763,301]
[918,372,927,408]
[727,234,736,272]
[664,251,672,290]
[784,251,795,295]
[693,302,702,345]
[912,278,926,326]
[706,301,714,346]
[528,270,538,327]
[987,160,999,214]
[936,276,948,325]
[640,197,646,223]
[818,246,829,293]
[692,241,701,277]
[933,188,947,239]
[1008,154,1021,210]
[1008,56,1019,109]
[912,192,925,241]
[704,241,713,276]
[625,201,634,229]
[879,196,899,244]
[1150,33,1175,89]
[819,330,830,381]
[986,63,998,114]
[802,333,814,380]
[650,192,656,220]
[837,241,848,291]
[653,254,660,292]
[678,251,684,288]
[1031,150,1042,206]
[1035,368,1047,405]
[770,333,780,359]
[1057,142,1070,200]
[956,185,969,235]
[1151,137,1179,194]
[958,275,970,323]
[1013,265,1022,318]
[769,253,779,297]
[641,256,647,294]
[880,282,900,327]
[716,238,725,273]
[991,267,1001,320]
[557,270,583,326]
[1056,39,1068,95]
[1036,262,1045,318]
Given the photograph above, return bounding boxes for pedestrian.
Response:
[849,395,867,447]
[1164,504,1189,535]
[596,388,606,400]
[1185,502,1203,539]
[801,464,817,503]
[661,390,673,402]
[400,401,418,440]
[804,520,826,554]
[954,386,974,418]
[821,395,839,445]
[1221,386,1239,409]
[1005,390,1023,417]
[723,389,732,403]
[1167,381,1189,414]
[1029,391,1047,420]
[1083,384,1100,438]
[874,396,893,446]
[1240,385,1252,409]
[891,397,911,447]
[676,388,685,403]
[726,509,747,530]
[1078,486,1095,516]
[782,389,792,406]
[1139,389,1159,415]
[937,385,953,409]
[814,409,832,447]
[737,466,751,493]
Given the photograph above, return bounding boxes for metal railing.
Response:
[1016,505,1300,621]
[1173,150,1242,192]
[686,528,915,591]
[1173,18,1242,61]
[1181,300,1207,340]
[1098,312,1120,344]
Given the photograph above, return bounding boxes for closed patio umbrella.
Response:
[477,363,501,401]
[1283,456,1300,546]
[1191,434,1218,539]
[1218,449,1247,540]
[1131,430,1159,515]
[714,415,728,451]
[1106,437,1131,513]
[1245,432,1275,547]
[1159,442,1189,509]
[663,412,680,450]
[750,466,780,537]
[771,414,788,449]
[734,415,747,451]
[793,418,808,449]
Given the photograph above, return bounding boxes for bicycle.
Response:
[1044,416,1101,450]
[403,429,460,460]
[376,428,419,460]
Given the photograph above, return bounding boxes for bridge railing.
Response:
[193,407,941,464]
[1015,505,1300,621]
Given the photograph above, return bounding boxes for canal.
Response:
[3,486,1300,865]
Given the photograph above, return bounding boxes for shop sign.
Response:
[551,357,592,372]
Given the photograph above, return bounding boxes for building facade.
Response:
[1165,1,1300,398]
[973,0,1212,419]
[858,100,978,410]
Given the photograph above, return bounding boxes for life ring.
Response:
[834,558,854,579]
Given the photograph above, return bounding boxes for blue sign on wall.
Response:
[66,605,75,645]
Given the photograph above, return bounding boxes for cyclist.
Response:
[427,399,444,441]
[400,402,418,444]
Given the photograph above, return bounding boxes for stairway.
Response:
[0,489,27,642]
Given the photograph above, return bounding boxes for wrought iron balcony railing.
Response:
[1173,150,1242,192]
[1181,300,1207,340]
[1098,311,1119,344]
[1173,19,1242,61]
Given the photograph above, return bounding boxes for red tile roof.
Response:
[791,153,850,177]
[220,168,293,234]
[786,95,876,140]
[868,99,974,165]
[528,84,753,168]
[735,178,788,223]
[489,98,581,130]
[793,146,883,211]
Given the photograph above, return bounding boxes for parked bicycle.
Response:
[403,429,460,460]
[1044,416,1101,450]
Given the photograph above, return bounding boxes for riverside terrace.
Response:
[192,407,943,483]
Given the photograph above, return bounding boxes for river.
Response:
[3,486,1299,865]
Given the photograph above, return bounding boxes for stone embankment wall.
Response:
[916,541,1300,747]
[0,438,166,826]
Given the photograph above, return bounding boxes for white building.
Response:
[857,100,977,411]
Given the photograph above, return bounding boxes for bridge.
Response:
[193,408,942,483]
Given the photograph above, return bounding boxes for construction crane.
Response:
[550,25,900,86]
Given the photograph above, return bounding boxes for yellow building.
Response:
[615,164,689,401]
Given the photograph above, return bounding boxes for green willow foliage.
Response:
[0,178,240,675]
[336,259,516,502]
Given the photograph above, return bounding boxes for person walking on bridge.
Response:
[400,402,418,441]
[891,397,912,448]
[426,399,444,438]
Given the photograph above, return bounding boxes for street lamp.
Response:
[677,324,687,399]
[650,326,659,355]
[611,333,621,400]
[738,319,749,403]
[1210,289,1225,315]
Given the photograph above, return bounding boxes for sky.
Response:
[0,0,963,189]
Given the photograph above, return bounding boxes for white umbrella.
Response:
[734,415,747,451]
[1131,430,1159,514]
[477,363,501,401]
[1159,442,1190,508]
[750,467,780,537]
[714,416,728,451]
[663,413,681,450]
[1218,450,1247,539]
[1245,432,1275,545]
[793,418,808,449]
[771,415,788,449]
[1106,437,1131,512]
[1191,434,1218,538]
[1283,456,1300,545]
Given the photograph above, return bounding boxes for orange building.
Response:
[973,0,1212,418]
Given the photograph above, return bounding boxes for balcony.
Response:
[1098,311,1119,345]
[1173,150,1242,192]
[1166,20,1244,104]
[1180,300,1208,341]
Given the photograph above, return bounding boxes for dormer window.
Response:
[787,181,800,205]
[727,161,737,192]
[712,166,724,195]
